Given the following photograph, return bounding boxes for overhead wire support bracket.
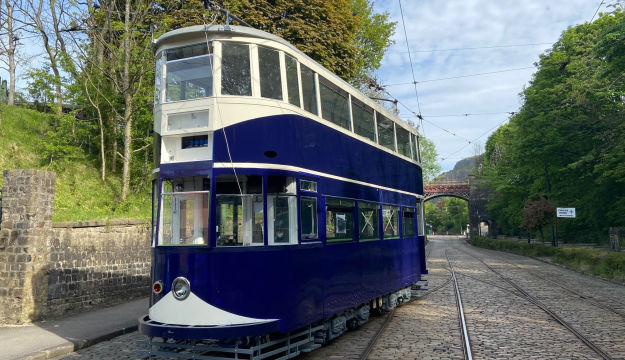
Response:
[203,0,253,28]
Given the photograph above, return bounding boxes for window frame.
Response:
[325,197,356,244]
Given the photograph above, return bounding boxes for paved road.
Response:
[56,236,625,359]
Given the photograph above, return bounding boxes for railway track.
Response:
[358,248,472,360]
[454,246,614,360]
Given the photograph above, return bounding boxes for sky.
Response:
[372,0,607,172]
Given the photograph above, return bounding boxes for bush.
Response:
[470,236,625,283]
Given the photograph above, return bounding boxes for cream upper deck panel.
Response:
[153,24,422,165]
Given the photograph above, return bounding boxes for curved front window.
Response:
[165,43,213,102]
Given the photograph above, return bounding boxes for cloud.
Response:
[374,0,602,171]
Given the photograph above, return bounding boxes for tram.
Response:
[139,24,427,357]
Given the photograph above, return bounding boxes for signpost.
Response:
[557,208,576,218]
[555,207,576,245]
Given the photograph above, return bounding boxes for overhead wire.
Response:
[394,42,553,53]
[589,0,605,23]
[384,66,535,86]
[397,0,424,134]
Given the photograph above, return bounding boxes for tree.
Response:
[419,136,441,183]
[522,197,556,244]
[349,0,396,84]
[481,10,625,242]
[0,0,28,105]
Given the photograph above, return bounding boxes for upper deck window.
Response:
[285,55,300,107]
[396,126,411,158]
[410,133,418,161]
[352,98,376,142]
[319,76,350,130]
[221,42,252,96]
[154,54,163,104]
[258,46,282,100]
[377,113,396,151]
[300,64,318,115]
[165,43,212,102]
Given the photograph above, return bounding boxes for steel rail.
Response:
[445,251,473,360]
[359,308,396,360]
[463,248,614,360]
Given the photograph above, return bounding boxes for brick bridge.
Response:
[423,178,497,237]
[423,181,470,201]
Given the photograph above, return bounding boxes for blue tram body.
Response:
[139,25,427,345]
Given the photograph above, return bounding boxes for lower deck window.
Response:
[326,198,354,243]
[300,197,318,239]
[402,207,416,237]
[159,177,209,246]
[268,195,298,244]
[216,195,264,246]
[359,201,380,241]
[383,205,399,239]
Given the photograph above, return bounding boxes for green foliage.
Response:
[480,11,625,242]
[40,115,85,171]
[0,106,150,221]
[419,136,441,182]
[425,198,468,234]
[471,236,625,283]
[350,0,396,83]
[25,67,56,110]
[153,0,394,82]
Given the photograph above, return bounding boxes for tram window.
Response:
[258,47,282,100]
[300,179,317,192]
[410,133,417,161]
[159,176,209,246]
[267,176,298,245]
[352,98,376,142]
[300,64,318,115]
[165,43,212,102]
[358,202,380,242]
[377,114,396,151]
[402,207,416,237]
[301,197,318,239]
[221,43,252,96]
[285,55,300,107]
[155,54,163,105]
[417,202,424,236]
[382,205,399,239]
[326,198,355,243]
[414,134,422,163]
[396,126,411,158]
[153,132,161,169]
[319,76,350,130]
[216,174,264,246]
[151,180,159,246]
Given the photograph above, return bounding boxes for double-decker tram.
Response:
[139,24,428,359]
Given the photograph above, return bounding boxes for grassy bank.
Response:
[470,236,625,284]
[0,105,150,222]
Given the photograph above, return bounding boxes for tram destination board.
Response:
[556,207,576,218]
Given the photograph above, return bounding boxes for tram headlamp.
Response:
[172,277,190,301]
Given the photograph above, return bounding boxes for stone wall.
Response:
[0,170,150,325]
[47,220,151,318]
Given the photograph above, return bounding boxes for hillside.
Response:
[0,106,150,222]
[434,155,481,182]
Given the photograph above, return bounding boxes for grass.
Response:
[0,105,150,222]
[470,236,625,284]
